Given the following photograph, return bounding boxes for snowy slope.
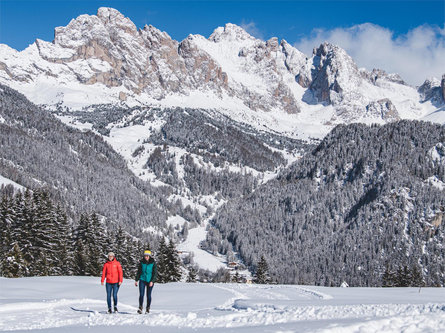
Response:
[0,174,25,191]
[1,276,445,332]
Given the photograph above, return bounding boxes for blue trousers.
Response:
[138,281,154,308]
[105,283,119,309]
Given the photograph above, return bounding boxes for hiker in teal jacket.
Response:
[135,250,157,314]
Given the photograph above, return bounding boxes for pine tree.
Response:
[122,235,135,278]
[394,265,411,287]
[167,240,182,282]
[0,195,13,273]
[114,226,127,268]
[32,191,58,276]
[88,213,107,276]
[254,256,270,284]
[14,191,33,269]
[232,271,241,283]
[34,250,50,276]
[411,264,425,287]
[3,243,27,278]
[156,238,169,283]
[186,266,197,282]
[73,239,87,276]
[54,205,72,275]
[124,238,141,279]
[382,264,395,287]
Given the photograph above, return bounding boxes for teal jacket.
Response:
[135,257,157,283]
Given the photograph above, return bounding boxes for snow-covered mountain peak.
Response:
[0,7,443,138]
[209,23,256,43]
[53,14,107,49]
[418,75,444,104]
[313,41,345,57]
[53,7,139,52]
[96,7,137,32]
[306,42,361,105]
[141,24,174,47]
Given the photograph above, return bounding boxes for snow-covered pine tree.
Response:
[3,243,26,278]
[232,271,240,283]
[32,190,58,276]
[254,256,271,284]
[396,266,411,287]
[122,234,136,278]
[88,213,107,276]
[13,191,33,271]
[73,238,87,276]
[114,226,128,270]
[0,194,13,273]
[128,239,145,278]
[156,238,169,283]
[167,240,182,282]
[186,266,197,282]
[382,264,396,287]
[411,264,425,287]
[54,204,72,275]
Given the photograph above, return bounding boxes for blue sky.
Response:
[0,0,444,84]
[0,0,442,50]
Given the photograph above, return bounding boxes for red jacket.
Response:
[101,258,123,284]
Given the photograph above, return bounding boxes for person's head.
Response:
[108,252,115,261]
[143,250,152,259]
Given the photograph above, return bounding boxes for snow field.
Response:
[1,276,445,332]
[177,221,227,272]
[0,175,25,191]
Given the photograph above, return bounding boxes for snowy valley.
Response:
[1,5,445,309]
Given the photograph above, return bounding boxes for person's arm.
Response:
[101,263,107,285]
[118,262,123,285]
[135,261,142,286]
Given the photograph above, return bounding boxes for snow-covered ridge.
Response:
[0,7,443,140]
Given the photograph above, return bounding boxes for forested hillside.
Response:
[210,121,445,286]
[0,84,168,235]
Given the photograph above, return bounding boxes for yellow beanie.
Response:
[144,250,152,256]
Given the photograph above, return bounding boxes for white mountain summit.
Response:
[0,7,443,139]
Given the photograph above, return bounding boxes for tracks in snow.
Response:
[1,282,445,332]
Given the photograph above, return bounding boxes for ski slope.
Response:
[1,277,445,332]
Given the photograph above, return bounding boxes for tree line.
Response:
[0,188,182,282]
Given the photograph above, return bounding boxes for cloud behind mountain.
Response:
[295,23,445,86]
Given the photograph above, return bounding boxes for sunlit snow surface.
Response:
[0,174,25,191]
[1,276,445,332]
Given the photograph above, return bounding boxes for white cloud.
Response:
[240,20,264,40]
[294,23,445,86]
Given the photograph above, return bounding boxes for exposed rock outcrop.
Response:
[366,99,399,120]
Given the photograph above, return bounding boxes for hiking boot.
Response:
[114,306,118,313]
[137,306,143,314]
[145,307,150,314]
[107,308,112,314]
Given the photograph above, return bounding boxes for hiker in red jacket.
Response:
[101,252,123,313]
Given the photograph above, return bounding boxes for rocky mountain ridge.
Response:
[0,7,443,138]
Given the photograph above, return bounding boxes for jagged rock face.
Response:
[367,69,405,85]
[219,34,301,113]
[366,99,399,120]
[0,8,305,112]
[418,78,442,103]
[178,37,228,92]
[306,43,361,105]
[0,7,437,126]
